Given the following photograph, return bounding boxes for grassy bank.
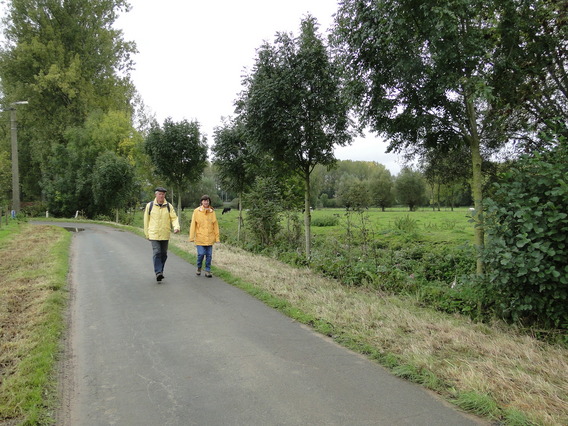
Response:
[0,222,71,425]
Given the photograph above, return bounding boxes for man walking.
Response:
[144,187,180,282]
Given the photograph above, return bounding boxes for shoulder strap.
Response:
[148,201,170,214]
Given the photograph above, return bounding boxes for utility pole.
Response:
[10,101,28,214]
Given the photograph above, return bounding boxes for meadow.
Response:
[216,206,476,244]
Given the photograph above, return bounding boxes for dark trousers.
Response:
[151,240,169,275]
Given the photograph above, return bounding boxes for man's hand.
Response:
[174,229,180,234]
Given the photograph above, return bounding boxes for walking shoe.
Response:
[205,271,212,278]
[156,272,164,282]
[196,268,201,276]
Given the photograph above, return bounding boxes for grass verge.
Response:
[0,222,71,425]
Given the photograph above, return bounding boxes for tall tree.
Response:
[421,144,472,211]
[144,118,208,213]
[494,0,567,143]
[368,165,394,211]
[333,0,521,274]
[92,151,137,222]
[238,16,353,260]
[42,109,140,217]
[395,167,427,212]
[212,118,256,240]
[336,174,371,209]
[0,0,136,200]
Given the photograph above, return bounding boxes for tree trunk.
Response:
[176,186,182,217]
[237,193,243,242]
[304,170,312,262]
[466,98,485,275]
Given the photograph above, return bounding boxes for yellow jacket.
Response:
[189,206,220,246]
[144,199,180,240]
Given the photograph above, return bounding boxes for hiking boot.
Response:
[205,271,212,278]
[196,268,201,276]
[156,272,164,282]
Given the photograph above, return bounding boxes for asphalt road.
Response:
[40,222,486,426]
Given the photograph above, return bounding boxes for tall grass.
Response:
[0,222,71,425]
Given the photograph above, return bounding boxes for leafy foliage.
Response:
[332,0,531,273]
[395,167,428,211]
[144,118,208,211]
[41,110,139,217]
[335,174,370,209]
[243,176,284,247]
[239,15,353,258]
[0,0,136,201]
[482,139,568,328]
[493,0,568,142]
[92,151,138,215]
[368,165,395,211]
[212,118,256,196]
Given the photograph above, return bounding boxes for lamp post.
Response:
[10,101,28,214]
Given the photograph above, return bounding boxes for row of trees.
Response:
[0,0,142,217]
[215,159,472,212]
[0,0,211,218]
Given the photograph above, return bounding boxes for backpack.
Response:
[147,201,170,215]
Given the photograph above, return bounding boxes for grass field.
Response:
[214,206,476,244]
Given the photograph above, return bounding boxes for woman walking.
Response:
[189,195,220,277]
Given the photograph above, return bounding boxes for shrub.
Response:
[311,215,339,227]
[20,201,48,217]
[482,139,568,328]
[243,177,283,246]
[394,214,419,233]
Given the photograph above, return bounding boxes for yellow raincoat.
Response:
[189,206,220,245]
[144,199,180,240]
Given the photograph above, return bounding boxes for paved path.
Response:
[40,222,486,425]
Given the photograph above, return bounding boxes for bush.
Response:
[311,215,339,227]
[243,177,283,246]
[482,139,568,328]
[394,214,419,232]
[20,201,49,218]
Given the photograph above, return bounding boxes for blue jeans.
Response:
[196,245,213,271]
[151,240,169,275]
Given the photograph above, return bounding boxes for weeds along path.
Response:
[0,223,70,424]
[170,235,568,426]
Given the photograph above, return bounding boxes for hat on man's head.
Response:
[155,186,167,193]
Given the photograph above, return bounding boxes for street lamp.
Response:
[10,101,28,214]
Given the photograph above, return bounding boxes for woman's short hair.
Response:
[200,195,211,203]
